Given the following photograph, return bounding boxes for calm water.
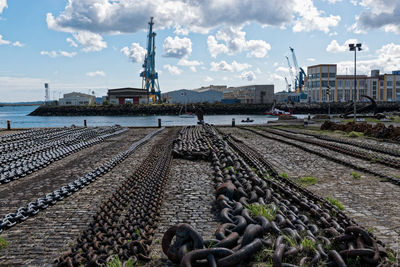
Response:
[0,105,306,128]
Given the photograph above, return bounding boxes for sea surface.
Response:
[0,105,305,128]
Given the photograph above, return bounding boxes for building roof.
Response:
[336,75,368,78]
[107,87,148,97]
[307,64,337,68]
[63,92,95,98]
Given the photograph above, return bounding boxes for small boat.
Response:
[265,108,292,117]
[241,117,254,123]
[179,105,195,118]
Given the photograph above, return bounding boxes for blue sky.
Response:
[0,0,400,102]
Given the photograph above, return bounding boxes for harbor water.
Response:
[0,105,306,128]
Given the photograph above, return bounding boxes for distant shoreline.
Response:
[28,102,400,116]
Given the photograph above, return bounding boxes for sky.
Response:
[0,0,400,102]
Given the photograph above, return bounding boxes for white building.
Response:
[162,89,223,104]
[59,92,96,106]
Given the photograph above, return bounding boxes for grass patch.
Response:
[252,247,274,265]
[300,238,316,252]
[367,227,376,233]
[351,172,362,179]
[283,235,298,247]
[298,176,317,187]
[0,238,8,250]
[246,203,278,221]
[280,172,289,179]
[106,256,136,267]
[243,135,248,139]
[390,116,400,123]
[326,197,344,211]
[348,131,364,138]
[387,247,397,264]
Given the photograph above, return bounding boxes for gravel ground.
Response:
[145,158,219,266]
[219,126,400,253]
[0,128,166,266]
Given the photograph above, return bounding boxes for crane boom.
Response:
[286,56,295,93]
[289,47,299,74]
[285,77,291,93]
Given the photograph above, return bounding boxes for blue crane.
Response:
[140,17,161,103]
[289,47,306,93]
[285,56,295,93]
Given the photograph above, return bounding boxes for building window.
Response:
[372,86,377,100]
[322,81,328,87]
[396,88,400,101]
[345,80,351,87]
[359,80,365,87]
[345,89,350,101]
[66,101,71,104]
[322,73,328,78]
[387,88,393,101]
[337,88,343,101]
[316,81,320,87]
[337,80,343,88]
[396,81,400,87]
[329,81,335,87]
[373,81,377,86]
[387,81,393,87]
[316,73,320,78]
[329,72,336,77]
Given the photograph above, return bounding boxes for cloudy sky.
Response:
[0,0,400,102]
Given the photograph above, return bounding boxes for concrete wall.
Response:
[59,93,96,106]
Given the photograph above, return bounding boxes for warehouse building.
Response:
[106,88,148,105]
[162,89,223,104]
[223,85,274,104]
[59,92,96,106]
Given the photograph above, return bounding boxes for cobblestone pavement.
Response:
[0,128,166,266]
[219,127,400,252]
[145,159,220,266]
[0,128,154,217]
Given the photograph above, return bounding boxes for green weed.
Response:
[348,131,364,138]
[298,176,317,187]
[283,235,298,247]
[243,135,249,139]
[351,172,361,179]
[106,256,136,267]
[246,203,277,221]
[367,227,376,233]
[326,197,344,211]
[0,238,8,250]
[300,238,316,252]
[280,172,289,179]
[252,246,274,265]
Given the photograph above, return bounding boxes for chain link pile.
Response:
[0,126,127,185]
[56,128,176,266]
[0,128,163,234]
[162,125,393,266]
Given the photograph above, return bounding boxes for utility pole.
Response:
[327,85,331,118]
[349,43,362,122]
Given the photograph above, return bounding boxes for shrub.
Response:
[326,197,344,210]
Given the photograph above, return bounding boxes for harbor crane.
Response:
[289,47,306,93]
[285,77,291,93]
[140,17,161,103]
[285,56,295,93]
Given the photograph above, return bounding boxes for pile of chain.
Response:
[172,125,211,160]
[0,126,127,184]
[0,128,163,234]
[56,129,176,267]
[244,127,400,186]
[273,127,400,158]
[162,125,392,266]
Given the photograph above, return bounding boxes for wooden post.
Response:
[158,118,161,128]
[232,118,235,127]
[7,120,10,130]
[84,120,87,127]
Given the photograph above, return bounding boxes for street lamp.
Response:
[349,43,362,122]
[326,85,331,118]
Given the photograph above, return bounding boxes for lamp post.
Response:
[326,85,331,118]
[349,43,362,122]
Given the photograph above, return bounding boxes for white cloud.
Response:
[72,31,107,52]
[210,60,251,72]
[40,50,77,58]
[163,64,182,75]
[222,76,228,81]
[174,25,189,35]
[207,26,271,58]
[204,76,214,82]
[307,58,316,62]
[240,71,256,81]
[356,1,400,34]
[0,34,10,45]
[326,39,369,53]
[12,41,24,47]
[86,70,106,77]
[0,0,7,14]
[270,73,285,82]
[46,0,293,35]
[177,58,203,72]
[336,43,400,75]
[163,36,192,58]
[292,0,341,33]
[327,0,342,3]
[66,37,78,47]
[207,36,229,58]
[121,43,146,63]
